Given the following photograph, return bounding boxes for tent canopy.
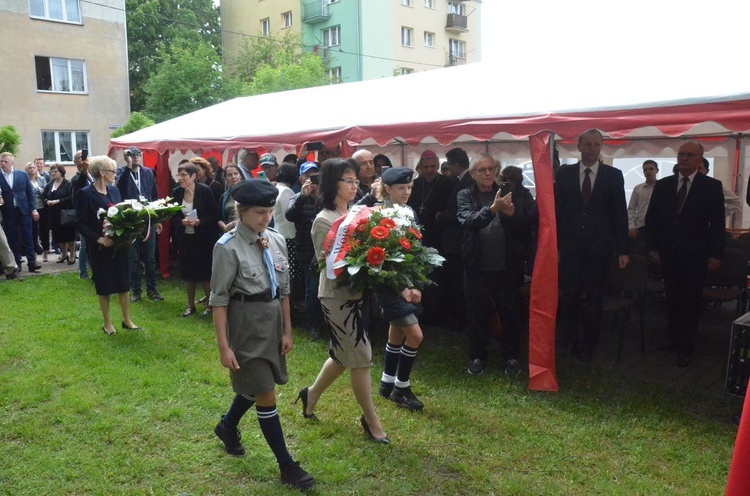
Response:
[110,62,750,155]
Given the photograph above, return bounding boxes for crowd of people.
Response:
[0,131,738,489]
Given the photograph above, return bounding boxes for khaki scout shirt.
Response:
[209,221,290,308]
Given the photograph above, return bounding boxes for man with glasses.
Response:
[0,152,41,273]
[555,129,629,362]
[645,141,724,367]
[457,153,521,376]
[116,146,164,302]
[352,149,377,201]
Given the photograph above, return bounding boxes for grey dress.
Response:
[312,209,372,368]
[209,221,291,395]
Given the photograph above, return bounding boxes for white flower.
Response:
[132,202,143,212]
[97,208,106,217]
[107,206,119,217]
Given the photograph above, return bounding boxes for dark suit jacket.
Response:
[115,165,159,202]
[406,174,455,251]
[555,162,629,258]
[438,170,474,255]
[644,172,725,263]
[75,184,122,243]
[171,182,219,242]
[0,169,37,216]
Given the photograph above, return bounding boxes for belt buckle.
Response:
[264,290,272,302]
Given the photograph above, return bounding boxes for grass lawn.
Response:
[0,272,739,495]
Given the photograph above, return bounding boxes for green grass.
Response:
[0,272,739,495]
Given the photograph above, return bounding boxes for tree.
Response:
[247,53,330,96]
[0,125,22,155]
[126,0,220,112]
[143,41,242,123]
[111,112,155,138]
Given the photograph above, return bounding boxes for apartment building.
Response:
[221,0,481,84]
[0,0,130,163]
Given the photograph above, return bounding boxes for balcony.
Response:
[303,1,330,24]
[445,13,468,32]
[447,54,467,67]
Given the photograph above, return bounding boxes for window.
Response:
[29,0,81,23]
[41,130,89,163]
[424,31,435,47]
[397,67,414,76]
[448,2,466,15]
[424,0,434,7]
[401,0,412,5]
[261,18,270,36]
[401,27,413,47]
[328,67,341,83]
[322,26,340,47]
[282,11,292,28]
[35,56,86,93]
[449,39,466,65]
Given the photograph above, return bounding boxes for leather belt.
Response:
[230,290,278,303]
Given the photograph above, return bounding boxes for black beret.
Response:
[230,179,278,207]
[381,166,414,185]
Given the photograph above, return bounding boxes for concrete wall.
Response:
[0,0,129,162]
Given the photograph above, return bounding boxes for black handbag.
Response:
[59,208,76,226]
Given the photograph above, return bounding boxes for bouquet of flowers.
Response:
[325,205,445,294]
[98,197,182,251]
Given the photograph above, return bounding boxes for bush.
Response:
[111,112,155,138]
[0,125,22,155]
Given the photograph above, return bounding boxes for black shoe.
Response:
[294,387,319,421]
[147,290,164,301]
[468,358,485,376]
[214,416,245,456]
[27,264,41,273]
[360,415,390,444]
[182,307,196,317]
[122,321,142,331]
[279,460,316,490]
[79,273,89,280]
[379,383,394,399]
[130,292,141,303]
[390,386,424,411]
[504,359,522,377]
[6,268,22,281]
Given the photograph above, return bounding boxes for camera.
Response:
[307,141,324,151]
[499,182,513,197]
[125,150,131,157]
[310,174,319,185]
[81,149,88,161]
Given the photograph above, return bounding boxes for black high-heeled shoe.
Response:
[360,415,390,444]
[56,255,69,263]
[122,321,142,331]
[294,387,319,421]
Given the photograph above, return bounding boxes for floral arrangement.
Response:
[98,197,182,251]
[327,205,445,294]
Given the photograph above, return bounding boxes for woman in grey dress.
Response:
[209,179,315,491]
[296,158,389,444]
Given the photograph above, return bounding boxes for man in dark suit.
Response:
[555,129,629,361]
[645,141,725,367]
[0,152,41,272]
[436,147,473,330]
[116,146,163,302]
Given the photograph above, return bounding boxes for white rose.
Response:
[97,208,106,217]
[107,206,119,217]
[133,202,143,212]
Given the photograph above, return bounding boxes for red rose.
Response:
[356,218,369,232]
[380,218,397,229]
[408,227,422,240]
[399,237,411,250]
[370,225,390,240]
[366,246,386,266]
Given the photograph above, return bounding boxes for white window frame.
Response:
[282,11,292,28]
[423,31,435,47]
[398,67,414,76]
[449,38,466,63]
[29,0,82,24]
[424,0,434,8]
[401,27,413,47]
[36,56,87,93]
[261,18,270,37]
[322,26,340,47]
[401,0,413,6]
[448,2,466,15]
[41,130,89,163]
[328,67,342,82]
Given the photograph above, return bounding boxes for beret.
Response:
[420,149,438,161]
[299,161,319,175]
[259,153,277,166]
[230,179,278,207]
[381,166,414,185]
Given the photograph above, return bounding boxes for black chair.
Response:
[701,247,749,317]
[602,254,649,362]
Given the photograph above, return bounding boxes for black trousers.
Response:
[559,253,608,356]
[661,254,706,357]
[464,267,521,361]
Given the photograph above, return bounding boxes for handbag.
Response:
[59,208,76,226]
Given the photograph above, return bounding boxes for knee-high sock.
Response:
[395,344,418,388]
[224,394,255,428]
[257,404,293,467]
[381,341,402,385]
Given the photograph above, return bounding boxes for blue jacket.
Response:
[0,169,37,216]
[115,165,159,202]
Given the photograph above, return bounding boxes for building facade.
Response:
[221,0,481,84]
[0,0,130,163]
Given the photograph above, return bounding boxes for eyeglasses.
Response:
[358,160,374,166]
[339,178,360,187]
[474,166,499,175]
[104,169,116,173]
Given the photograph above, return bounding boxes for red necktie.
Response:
[581,168,592,206]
